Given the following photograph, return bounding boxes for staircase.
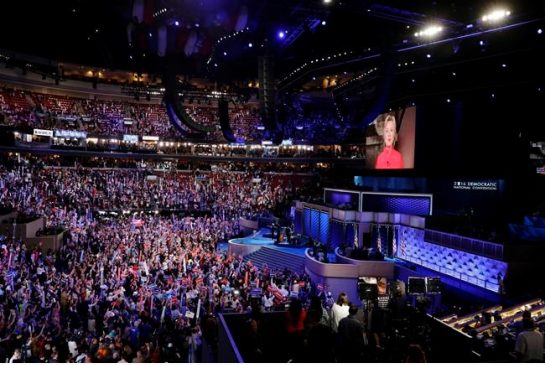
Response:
[244,246,305,274]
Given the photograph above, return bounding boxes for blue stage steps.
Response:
[243,246,305,274]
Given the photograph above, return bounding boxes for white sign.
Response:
[55,130,87,138]
[453,181,498,191]
[142,135,159,141]
[33,129,53,137]
[123,134,139,142]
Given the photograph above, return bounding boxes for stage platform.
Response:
[226,227,404,265]
[229,227,313,257]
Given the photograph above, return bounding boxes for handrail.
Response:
[424,229,503,260]
[218,313,245,363]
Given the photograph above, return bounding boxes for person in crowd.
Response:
[330,292,350,332]
[375,114,404,169]
[285,299,307,362]
[336,303,366,362]
[514,318,544,362]
[304,296,336,363]
[404,343,427,362]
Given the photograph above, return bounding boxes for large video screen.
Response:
[364,106,416,169]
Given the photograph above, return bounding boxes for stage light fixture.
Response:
[278,31,285,39]
[414,25,443,38]
[481,8,510,23]
[321,20,327,26]
[538,29,543,35]
[248,43,253,47]
[174,20,179,26]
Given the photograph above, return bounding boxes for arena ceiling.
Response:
[1,0,543,86]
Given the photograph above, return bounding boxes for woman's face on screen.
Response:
[383,119,396,147]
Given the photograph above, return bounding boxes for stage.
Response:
[228,227,307,256]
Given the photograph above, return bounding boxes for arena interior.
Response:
[1,0,545,363]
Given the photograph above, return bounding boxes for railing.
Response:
[217,313,244,363]
[424,229,503,260]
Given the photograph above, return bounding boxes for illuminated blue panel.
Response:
[346,223,356,246]
[324,190,360,210]
[398,226,508,293]
[319,211,329,244]
[524,216,545,228]
[362,194,431,216]
[294,210,303,234]
[303,208,311,236]
[330,221,344,249]
[310,209,320,241]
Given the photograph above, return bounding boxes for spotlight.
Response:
[426,54,431,59]
[321,20,327,26]
[479,40,485,46]
[538,29,543,35]
[414,25,443,38]
[482,8,510,23]
[278,31,285,39]
[248,42,253,47]
[223,51,227,56]
[323,0,332,3]
[174,20,179,26]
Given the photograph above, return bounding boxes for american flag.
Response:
[392,232,397,257]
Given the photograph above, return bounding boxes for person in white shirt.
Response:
[515,318,544,362]
[330,292,350,332]
[263,293,274,310]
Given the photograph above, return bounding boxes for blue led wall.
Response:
[294,210,303,234]
[319,211,330,244]
[346,223,356,247]
[324,189,360,210]
[310,210,320,240]
[508,216,545,241]
[362,193,432,216]
[303,208,311,236]
[302,207,330,243]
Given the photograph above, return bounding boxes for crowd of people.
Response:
[0,86,178,140]
[277,95,350,145]
[0,85,366,148]
[0,153,315,362]
[0,86,264,143]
